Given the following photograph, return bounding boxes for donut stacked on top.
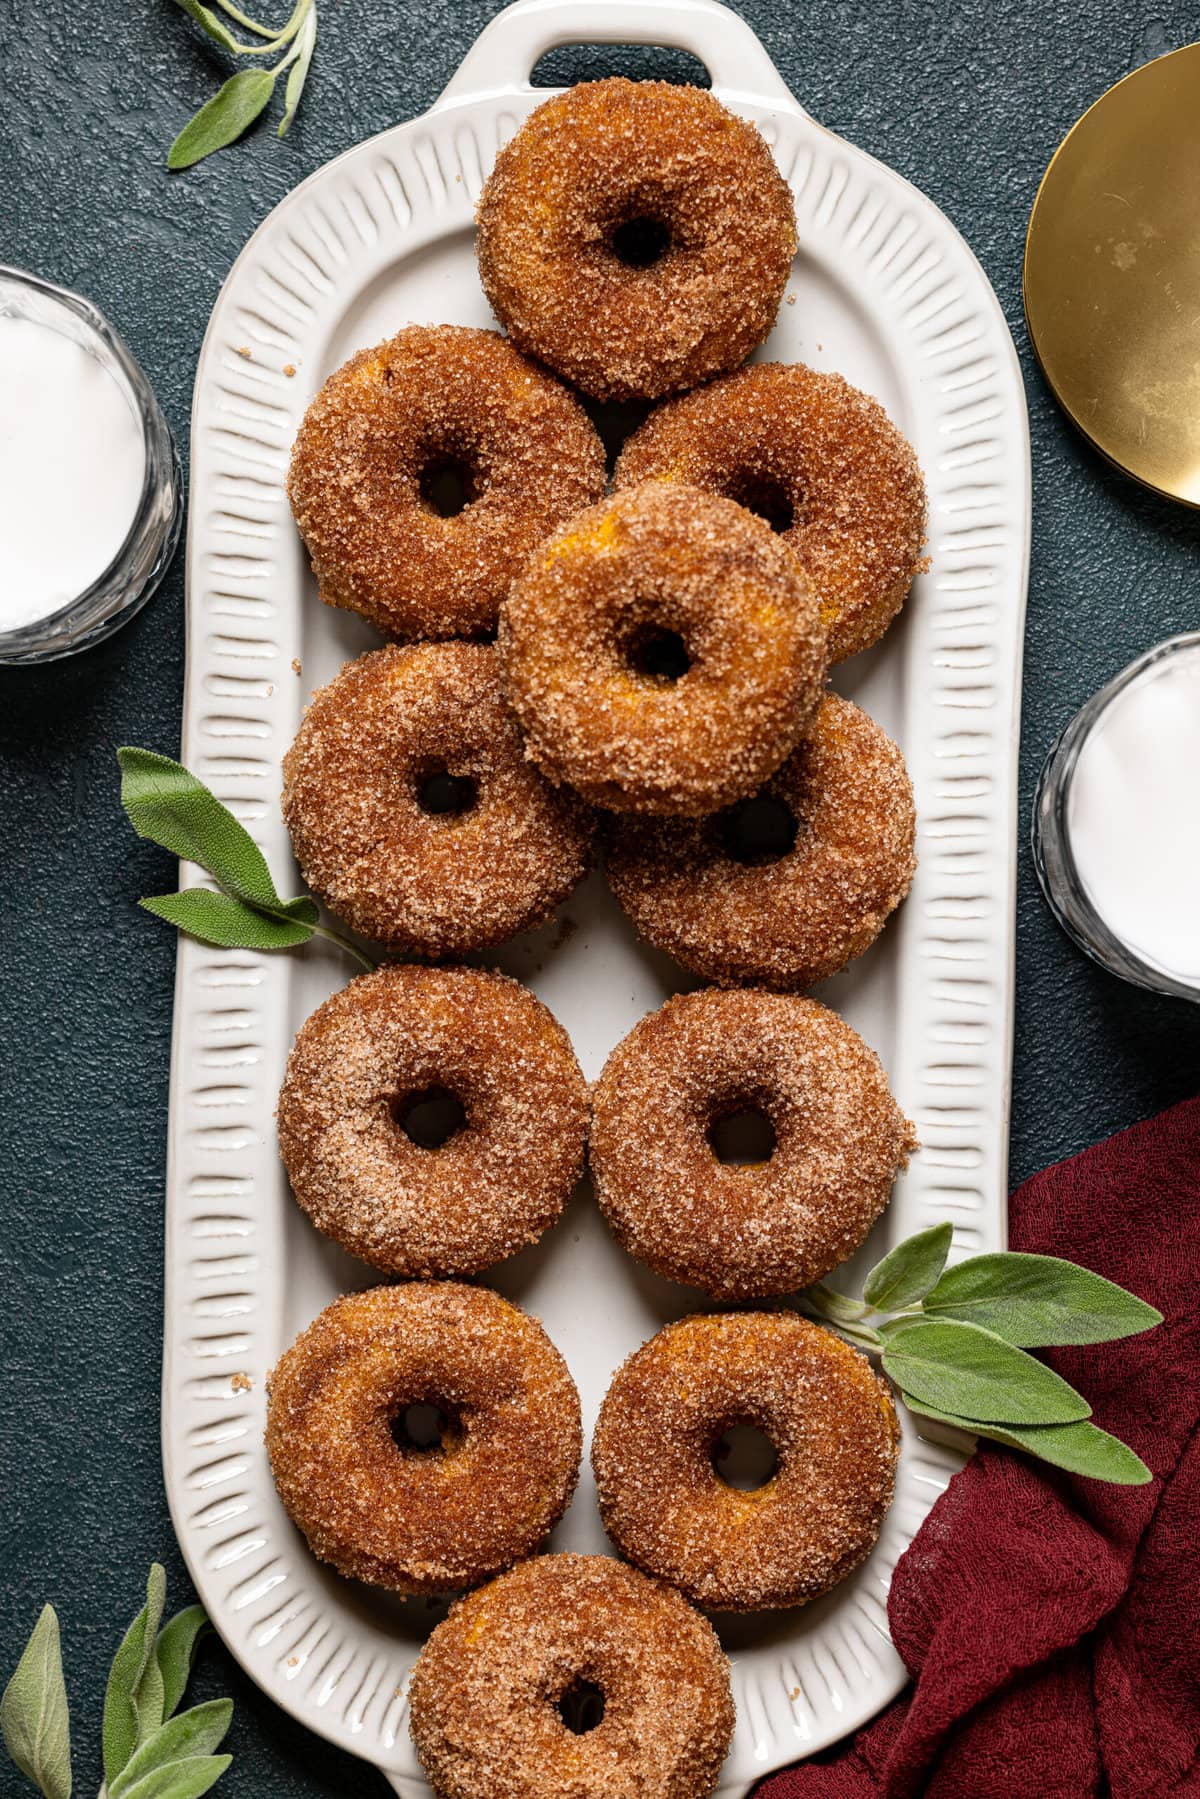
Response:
[272,77,932,1799]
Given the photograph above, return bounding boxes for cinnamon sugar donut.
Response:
[287,325,605,639]
[498,483,827,816]
[409,1554,734,1798]
[477,78,797,402]
[608,693,917,989]
[590,989,917,1300]
[266,1283,581,1594]
[282,642,595,955]
[592,1313,900,1610]
[277,965,588,1278]
[615,363,927,661]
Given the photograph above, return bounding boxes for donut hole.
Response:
[707,1105,777,1166]
[393,1085,467,1150]
[712,1421,779,1491]
[610,215,672,268]
[418,454,479,518]
[727,469,796,535]
[625,622,691,683]
[556,1679,606,1735]
[390,1400,461,1457]
[416,765,479,818]
[720,793,799,865]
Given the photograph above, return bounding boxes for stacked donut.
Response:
[271,77,928,1799]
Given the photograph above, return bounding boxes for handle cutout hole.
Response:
[531,44,711,89]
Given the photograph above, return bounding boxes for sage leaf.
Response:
[171,0,247,54]
[109,1703,232,1798]
[172,0,293,54]
[804,1282,869,1323]
[903,1396,1153,1486]
[0,1605,72,1799]
[117,750,282,912]
[112,1755,232,1799]
[153,1610,209,1724]
[103,1567,167,1787]
[168,69,277,171]
[863,1221,953,1312]
[881,1318,1091,1426]
[139,891,315,952]
[924,1252,1163,1347]
[277,2,316,136]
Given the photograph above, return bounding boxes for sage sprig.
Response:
[118,748,374,971]
[167,0,317,170]
[1,1566,231,1799]
[0,1608,71,1799]
[802,1222,1161,1485]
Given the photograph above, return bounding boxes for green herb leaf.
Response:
[103,1567,168,1787]
[211,0,288,39]
[167,69,277,171]
[903,1396,1153,1485]
[0,1605,72,1799]
[881,1318,1091,1426]
[277,1,316,136]
[924,1252,1163,1347]
[172,0,295,54]
[109,1703,232,1798]
[804,1282,869,1323]
[117,749,282,911]
[153,1611,209,1725]
[111,1754,232,1799]
[834,1321,884,1350]
[139,891,315,952]
[863,1221,954,1312]
[171,0,247,54]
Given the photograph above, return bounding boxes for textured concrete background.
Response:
[2,1,1199,1792]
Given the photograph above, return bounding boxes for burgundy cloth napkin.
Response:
[757,1096,1200,1799]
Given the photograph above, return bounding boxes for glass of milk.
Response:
[1034,633,1200,1002]
[0,266,182,664]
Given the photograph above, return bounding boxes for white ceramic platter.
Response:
[163,1,1030,1790]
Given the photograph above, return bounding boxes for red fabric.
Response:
[757,1096,1200,1799]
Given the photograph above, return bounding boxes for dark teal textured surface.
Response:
[2,3,1200,1793]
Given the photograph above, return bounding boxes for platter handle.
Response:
[434,0,801,111]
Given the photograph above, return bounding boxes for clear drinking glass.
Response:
[0,266,183,665]
[1033,632,1200,1002]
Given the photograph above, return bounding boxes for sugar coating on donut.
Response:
[477,79,797,401]
[498,482,828,816]
[608,693,917,989]
[265,1283,581,1594]
[615,362,927,661]
[287,324,606,638]
[592,1313,900,1611]
[278,964,589,1278]
[282,642,595,954]
[409,1553,735,1798]
[590,988,918,1300]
